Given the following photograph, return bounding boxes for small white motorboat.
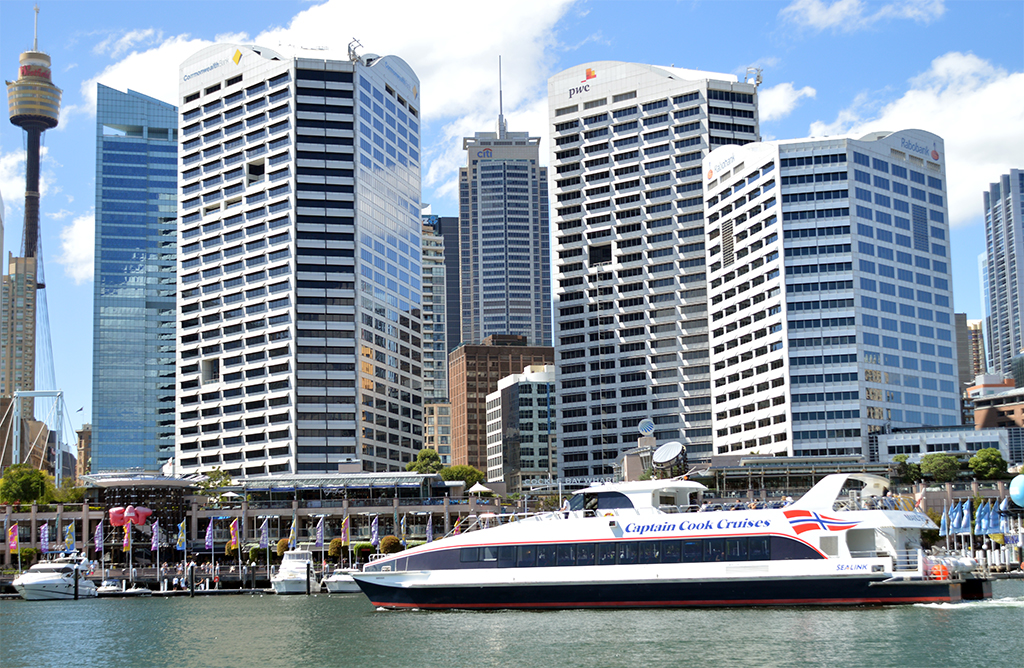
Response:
[96,580,152,597]
[271,549,317,594]
[322,568,361,593]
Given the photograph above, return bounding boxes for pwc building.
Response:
[702,130,960,459]
[174,44,424,477]
[548,62,759,478]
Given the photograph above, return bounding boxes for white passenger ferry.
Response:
[352,473,983,609]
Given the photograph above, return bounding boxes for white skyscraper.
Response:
[548,62,759,479]
[981,169,1023,376]
[703,130,960,459]
[174,44,424,477]
[459,118,551,346]
[421,220,447,401]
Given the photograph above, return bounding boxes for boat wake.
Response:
[914,596,1024,610]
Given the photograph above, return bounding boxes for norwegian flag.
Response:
[783,509,860,535]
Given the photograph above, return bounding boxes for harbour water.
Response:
[2,580,1022,668]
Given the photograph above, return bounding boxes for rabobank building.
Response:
[174,44,425,477]
[702,130,960,460]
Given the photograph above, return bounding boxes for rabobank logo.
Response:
[900,137,940,161]
[477,148,493,158]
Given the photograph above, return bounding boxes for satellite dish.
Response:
[637,418,655,436]
[652,441,684,469]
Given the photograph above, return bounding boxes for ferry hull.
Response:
[355,576,953,610]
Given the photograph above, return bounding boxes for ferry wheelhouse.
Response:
[352,473,984,609]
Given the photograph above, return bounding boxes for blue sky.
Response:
[0,0,1021,431]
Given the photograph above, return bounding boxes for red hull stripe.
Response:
[371,596,950,609]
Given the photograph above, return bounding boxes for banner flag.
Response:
[229,519,239,550]
[315,517,324,548]
[939,505,948,537]
[259,519,269,549]
[7,524,18,552]
[176,519,187,551]
[400,514,407,547]
[340,517,349,546]
[453,517,461,536]
[123,524,131,550]
[205,520,214,550]
[40,523,49,553]
[64,522,75,551]
[370,516,379,547]
[426,515,433,543]
[288,520,296,549]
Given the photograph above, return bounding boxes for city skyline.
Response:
[0,0,1021,430]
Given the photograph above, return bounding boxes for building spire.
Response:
[497,56,507,138]
[33,4,39,51]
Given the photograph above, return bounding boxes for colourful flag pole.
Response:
[176,519,187,551]
[40,522,49,555]
[400,514,407,547]
[230,518,241,580]
[370,516,379,552]
[64,522,75,553]
[341,516,351,568]
[151,520,159,587]
[426,514,433,543]
[7,523,19,572]
[94,519,104,577]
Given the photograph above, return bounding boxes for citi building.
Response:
[174,45,424,477]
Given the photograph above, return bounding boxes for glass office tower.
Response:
[91,85,178,472]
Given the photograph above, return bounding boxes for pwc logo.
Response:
[569,68,597,99]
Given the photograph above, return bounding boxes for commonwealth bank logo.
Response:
[233,50,242,65]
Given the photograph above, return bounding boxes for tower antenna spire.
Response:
[497,56,507,138]
[33,4,39,51]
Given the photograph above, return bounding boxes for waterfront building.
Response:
[548,62,760,479]
[484,364,556,493]
[877,425,1016,466]
[420,220,447,401]
[448,335,553,471]
[91,85,178,472]
[459,116,551,346]
[174,44,423,477]
[980,169,1023,376]
[423,402,452,465]
[702,130,959,460]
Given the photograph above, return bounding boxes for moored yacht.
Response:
[322,568,361,594]
[12,553,98,601]
[271,549,317,594]
[353,473,984,610]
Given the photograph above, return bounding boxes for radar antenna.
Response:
[348,38,363,63]
[745,66,763,87]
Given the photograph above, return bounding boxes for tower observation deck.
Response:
[6,5,62,258]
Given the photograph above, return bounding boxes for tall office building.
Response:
[448,335,553,470]
[703,130,960,459]
[548,62,759,478]
[459,117,551,346]
[484,364,555,493]
[91,85,178,472]
[420,220,447,400]
[422,214,461,354]
[0,256,37,407]
[981,169,1023,376]
[967,319,986,376]
[174,44,423,477]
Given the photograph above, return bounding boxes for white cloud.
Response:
[93,28,162,59]
[45,209,74,221]
[0,145,53,221]
[808,52,1024,227]
[758,82,817,122]
[780,0,945,31]
[56,211,94,284]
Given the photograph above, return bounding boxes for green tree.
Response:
[0,464,51,504]
[406,448,443,474]
[440,465,485,489]
[328,537,347,561]
[920,453,960,482]
[276,538,290,557]
[379,535,403,554]
[968,448,1008,479]
[196,467,233,502]
[249,546,270,563]
[892,454,922,484]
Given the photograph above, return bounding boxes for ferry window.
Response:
[570,494,586,512]
[460,547,479,563]
[498,545,516,568]
[662,540,681,563]
[705,538,725,562]
[537,545,557,567]
[682,540,702,563]
[725,538,748,562]
[517,545,536,568]
[596,492,635,510]
[618,542,638,564]
[598,543,617,565]
[749,537,770,561]
[770,536,823,560]
[577,543,596,566]
[557,544,576,566]
[638,541,660,564]
[481,546,498,562]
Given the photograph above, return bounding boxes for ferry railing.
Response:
[849,549,919,572]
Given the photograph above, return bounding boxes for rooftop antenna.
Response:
[33,4,39,50]
[745,66,763,87]
[347,38,362,63]
[497,56,507,138]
